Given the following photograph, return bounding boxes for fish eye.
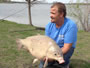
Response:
[54,53,57,56]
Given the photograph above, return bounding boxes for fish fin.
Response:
[43,57,48,68]
[33,58,39,64]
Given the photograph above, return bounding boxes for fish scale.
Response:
[16,35,65,68]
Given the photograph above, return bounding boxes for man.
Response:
[39,2,78,68]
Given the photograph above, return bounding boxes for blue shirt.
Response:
[45,17,78,48]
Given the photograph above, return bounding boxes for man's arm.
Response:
[61,43,72,55]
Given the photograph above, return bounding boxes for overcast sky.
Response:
[45,0,84,3]
[11,0,88,3]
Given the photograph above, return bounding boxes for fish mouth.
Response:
[58,57,65,64]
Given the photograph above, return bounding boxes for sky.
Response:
[46,0,70,3]
[45,0,84,3]
[11,0,86,3]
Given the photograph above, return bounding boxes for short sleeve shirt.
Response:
[45,17,78,48]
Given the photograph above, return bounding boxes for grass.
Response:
[0,20,44,68]
[70,31,90,68]
[0,20,90,68]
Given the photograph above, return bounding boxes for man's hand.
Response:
[43,57,54,62]
[61,43,72,54]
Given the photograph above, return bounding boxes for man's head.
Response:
[50,2,66,23]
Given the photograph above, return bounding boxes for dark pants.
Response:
[39,47,74,68]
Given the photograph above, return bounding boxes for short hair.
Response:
[51,2,67,17]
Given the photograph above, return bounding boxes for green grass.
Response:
[0,20,44,68]
[0,20,90,68]
[70,31,90,68]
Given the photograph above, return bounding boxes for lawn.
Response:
[0,20,90,68]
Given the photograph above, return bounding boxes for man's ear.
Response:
[59,12,64,18]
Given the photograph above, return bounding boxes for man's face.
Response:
[50,6,61,23]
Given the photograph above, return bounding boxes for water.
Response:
[0,3,51,27]
[0,3,90,29]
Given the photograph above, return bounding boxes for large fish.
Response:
[16,35,65,68]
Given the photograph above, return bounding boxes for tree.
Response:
[27,0,33,26]
[68,0,90,32]
[26,0,44,26]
